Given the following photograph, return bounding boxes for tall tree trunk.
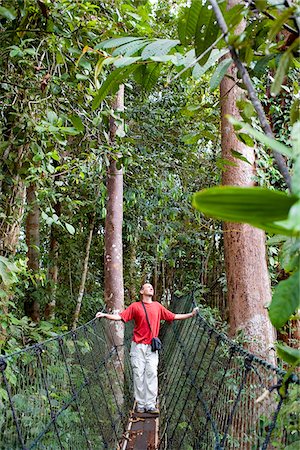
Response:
[44,202,61,320]
[24,183,40,322]
[72,214,95,330]
[104,85,125,408]
[128,240,137,302]
[220,0,274,361]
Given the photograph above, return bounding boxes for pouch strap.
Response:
[141,301,153,338]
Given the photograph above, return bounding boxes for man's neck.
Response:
[141,295,153,304]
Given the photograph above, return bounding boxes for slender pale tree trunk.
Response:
[45,202,61,320]
[24,183,40,322]
[104,85,125,408]
[220,0,275,361]
[128,240,137,302]
[72,214,95,330]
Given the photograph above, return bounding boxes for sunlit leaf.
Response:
[141,39,179,59]
[65,223,75,235]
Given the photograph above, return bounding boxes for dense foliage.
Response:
[0,0,299,368]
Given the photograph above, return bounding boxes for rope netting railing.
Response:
[0,319,134,450]
[159,293,299,450]
[1,294,299,449]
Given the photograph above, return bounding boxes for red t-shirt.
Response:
[120,301,175,345]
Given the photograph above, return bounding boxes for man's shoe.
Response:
[135,406,145,413]
[146,407,159,414]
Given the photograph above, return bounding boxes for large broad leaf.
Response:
[276,342,300,366]
[195,6,220,65]
[112,39,150,56]
[96,37,144,50]
[192,186,299,235]
[178,0,203,46]
[141,63,162,93]
[141,39,180,59]
[92,66,138,109]
[269,271,300,329]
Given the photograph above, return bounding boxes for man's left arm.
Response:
[174,307,199,320]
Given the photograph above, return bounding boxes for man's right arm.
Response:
[95,312,122,321]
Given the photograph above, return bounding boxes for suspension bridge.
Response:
[0,294,299,449]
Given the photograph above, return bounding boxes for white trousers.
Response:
[130,342,159,409]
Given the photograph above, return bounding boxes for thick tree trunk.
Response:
[24,183,40,322]
[104,85,125,408]
[220,0,274,361]
[72,215,95,330]
[105,85,125,318]
[45,202,61,320]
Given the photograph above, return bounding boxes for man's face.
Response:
[140,283,154,296]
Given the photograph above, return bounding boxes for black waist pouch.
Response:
[151,337,162,352]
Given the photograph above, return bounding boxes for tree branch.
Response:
[208,0,292,190]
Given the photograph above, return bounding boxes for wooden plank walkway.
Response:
[121,408,159,450]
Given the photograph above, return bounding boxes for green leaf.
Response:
[231,150,252,165]
[210,58,233,91]
[112,39,150,56]
[195,6,220,65]
[290,99,300,125]
[269,271,300,329]
[47,110,58,124]
[65,223,75,235]
[97,37,144,50]
[291,154,300,196]
[271,37,300,96]
[178,0,203,46]
[70,115,84,132]
[253,55,276,76]
[182,132,201,144]
[276,343,300,366]
[291,122,300,156]
[222,3,245,31]
[271,52,292,96]
[141,63,161,92]
[141,39,180,59]
[92,66,138,109]
[227,116,293,157]
[0,6,17,20]
[114,57,141,68]
[267,7,296,42]
[192,186,299,235]
[284,442,300,450]
[237,133,255,147]
[192,48,228,79]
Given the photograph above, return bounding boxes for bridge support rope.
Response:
[0,293,299,449]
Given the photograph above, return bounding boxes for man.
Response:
[95,283,198,414]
